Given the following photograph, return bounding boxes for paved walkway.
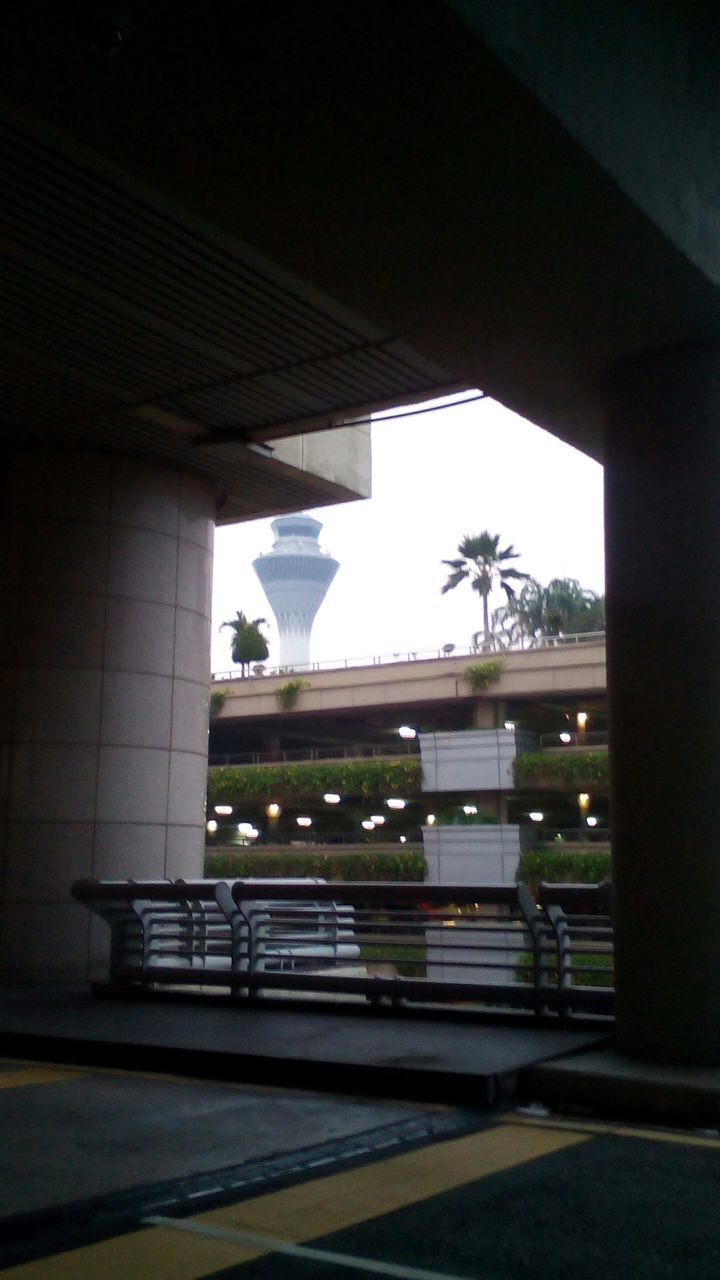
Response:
[2,1055,720,1278]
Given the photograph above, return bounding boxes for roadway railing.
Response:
[211,631,606,683]
[532,827,611,844]
[208,742,419,767]
[73,878,614,1017]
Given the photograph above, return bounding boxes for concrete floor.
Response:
[0,984,608,1104]
[4,986,720,1277]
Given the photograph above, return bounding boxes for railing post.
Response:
[517,883,549,1016]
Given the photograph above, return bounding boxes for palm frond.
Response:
[498,567,530,582]
[441,569,468,593]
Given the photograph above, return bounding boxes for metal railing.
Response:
[208,741,419,767]
[73,878,614,1017]
[211,631,606,683]
[532,827,611,844]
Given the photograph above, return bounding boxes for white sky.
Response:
[211,393,605,674]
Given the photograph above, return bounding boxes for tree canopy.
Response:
[220,611,269,676]
[441,531,528,648]
[493,577,605,646]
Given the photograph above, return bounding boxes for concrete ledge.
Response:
[524,1047,720,1129]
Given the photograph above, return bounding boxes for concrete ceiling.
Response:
[1,0,719,475]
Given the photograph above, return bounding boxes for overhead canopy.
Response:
[1,0,719,491]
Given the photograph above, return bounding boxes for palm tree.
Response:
[441,532,528,648]
[220,611,269,677]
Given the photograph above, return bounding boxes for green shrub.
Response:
[275,678,311,710]
[434,808,498,825]
[359,942,427,978]
[516,949,613,988]
[517,846,611,892]
[513,750,609,787]
[205,846,426,882]
[208,757,422,803]
[209,689,227,716]
[464,659,503,691]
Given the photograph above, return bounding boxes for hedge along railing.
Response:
[512,749,609,788]
[208,757,423,803]
[517,847,612,893]
[206,846,426,882]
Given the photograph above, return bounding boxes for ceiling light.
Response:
[296,816,313,827]
[323,793,341,804]
[214,804,233,816]
[386,798,406,810]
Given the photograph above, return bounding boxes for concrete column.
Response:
[0,448,215,980]
[471,700,495,729]
[604,345,720,1064]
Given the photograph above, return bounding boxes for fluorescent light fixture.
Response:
[397,725,417,739]
[206,819,218,833]
[296,816,313,828]
[504,721,515,732]
[323,793,341,805]
[214,804,233,816]
[386,798,406,810]
[529,811,544,823]
[361,819,375,831]
[463,805,478,816]
[370,815,385,825]
[586,815,599,828]
[237,821,255,835]
[559,732,572,744]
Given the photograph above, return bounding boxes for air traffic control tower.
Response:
[253,516,339,669]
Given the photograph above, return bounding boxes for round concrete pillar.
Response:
[605,344,720,1064]
[0,448,215,980]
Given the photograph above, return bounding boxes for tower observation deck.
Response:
[253,515,339,669]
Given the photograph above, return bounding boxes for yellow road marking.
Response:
[0,1067,86,1090]
[1,1124,588,1279]
[507,1113,720,1150]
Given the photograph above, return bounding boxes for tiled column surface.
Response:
[0,449,215,980]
